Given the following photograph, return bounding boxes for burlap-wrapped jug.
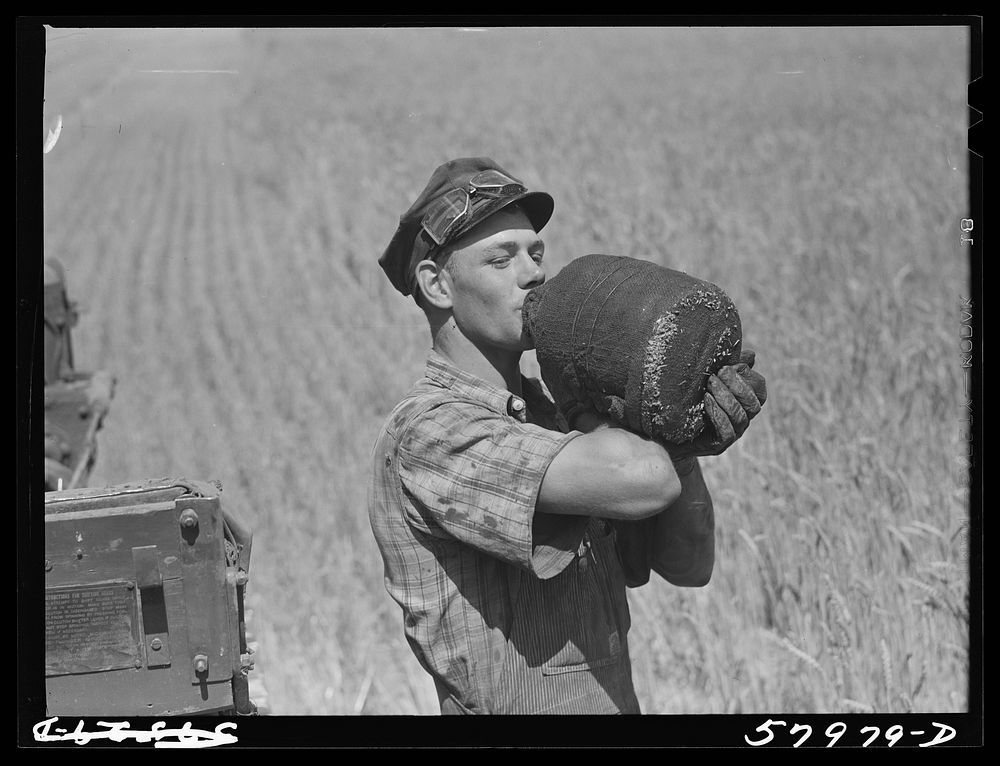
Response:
[521,253,742,445]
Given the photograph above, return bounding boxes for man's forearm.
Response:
[649,458,715,586]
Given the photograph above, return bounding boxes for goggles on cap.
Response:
[420,169,527,247]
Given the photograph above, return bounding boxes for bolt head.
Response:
[193,654,209,673]
[179,509,199,528]
[150,638,163,651]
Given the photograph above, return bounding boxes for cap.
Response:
[378,157,554,296]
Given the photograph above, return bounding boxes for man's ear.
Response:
[414,259,453,310]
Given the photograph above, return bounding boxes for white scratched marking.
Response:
[43,114,63,154]
[777,70,805,75]
[33,717,238,749]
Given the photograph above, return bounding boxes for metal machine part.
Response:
[44,478,257,716]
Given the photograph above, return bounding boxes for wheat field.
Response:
[40,25,971,716]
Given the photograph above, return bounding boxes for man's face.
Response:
[439,206,546,353]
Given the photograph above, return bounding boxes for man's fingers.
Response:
[695,355,766,458]
[716,366,762,419]
[707,374,749,437]
[736,349,767,405]
[703,394,733,455]
[739,367,767,407]
[703,390,736,448]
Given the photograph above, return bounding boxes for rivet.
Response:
[75,549,83,560]
[150,638,162,651]
[134,659,143,669]
[126,581,135,590]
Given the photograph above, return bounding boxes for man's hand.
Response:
[735,349,767,405]
[670,349,767,461]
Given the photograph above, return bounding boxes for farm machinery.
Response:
[41,259,264,716]
[43,259,114,493]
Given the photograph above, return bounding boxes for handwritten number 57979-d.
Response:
[744,718,957,748]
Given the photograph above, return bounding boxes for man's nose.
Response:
[517,253,545,289]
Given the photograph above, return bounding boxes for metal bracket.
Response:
[132,545,171,669]
[179,497,227,683]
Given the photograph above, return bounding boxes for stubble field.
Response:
[40,26,971,715]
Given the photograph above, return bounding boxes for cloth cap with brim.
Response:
[379,157,554,297]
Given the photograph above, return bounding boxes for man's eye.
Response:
[490,258,511,267]
[530,251,544,263]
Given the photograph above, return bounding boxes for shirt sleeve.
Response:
[396,400,589,579]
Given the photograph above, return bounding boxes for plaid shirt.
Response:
[368,351,653,714]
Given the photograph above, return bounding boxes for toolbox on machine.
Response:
[44,478,256,716]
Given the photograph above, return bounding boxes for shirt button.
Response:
[510,398,525,413]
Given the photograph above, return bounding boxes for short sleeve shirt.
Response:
[368,351,649,714]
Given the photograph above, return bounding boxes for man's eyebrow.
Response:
[481,238,544,256]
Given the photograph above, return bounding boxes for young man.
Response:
[368,157,766,714]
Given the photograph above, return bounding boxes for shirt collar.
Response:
[425,350,529,422]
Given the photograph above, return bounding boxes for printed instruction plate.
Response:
[45,582,141,676]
